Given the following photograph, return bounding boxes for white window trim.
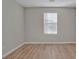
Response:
[44,12,57,34]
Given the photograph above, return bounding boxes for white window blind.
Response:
[44,13,57,34]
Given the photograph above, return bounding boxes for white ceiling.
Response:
[16,0,76,7]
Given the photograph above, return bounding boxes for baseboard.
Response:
[24,42,76,44]
[2,42,25,58]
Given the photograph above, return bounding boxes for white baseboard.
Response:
[24,42,76,44]
[2,42,25,58]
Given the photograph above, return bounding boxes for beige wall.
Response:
[2,0,24,55]
[24,7,76,42]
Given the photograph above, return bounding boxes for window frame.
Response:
[44,12,57,34]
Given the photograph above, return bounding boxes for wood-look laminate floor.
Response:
[4,44,76,59]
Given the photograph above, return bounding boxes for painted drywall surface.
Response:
[16,0,76,7]
[2,0,24,55]
[24,7,76,42]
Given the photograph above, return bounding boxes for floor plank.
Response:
[3,44,76,59]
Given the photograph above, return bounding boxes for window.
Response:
[44,13,57,34]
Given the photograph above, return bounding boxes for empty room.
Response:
[2,0,76,59]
